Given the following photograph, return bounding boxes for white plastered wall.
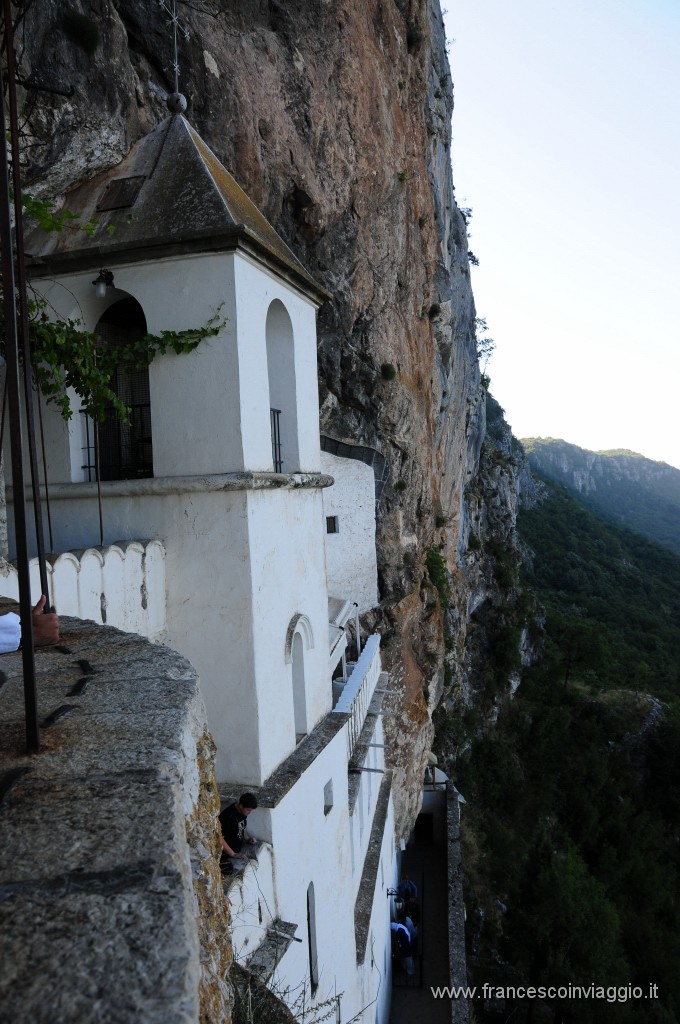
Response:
[27,256,245,479]
[26,250,321,482]
[264,727,396,1024]
[8,482,329,785]
[321,451,378,612]
[247,485,331,779]
[225,719,396,1024]
[268,732,358,1013]
[12,251,328,785]
[232,254,321,473]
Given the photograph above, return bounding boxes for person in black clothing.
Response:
[219,792,258,868]
[397,873,418,902]
[390,921,415,976]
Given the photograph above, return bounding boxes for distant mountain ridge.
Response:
[522,437,680,556]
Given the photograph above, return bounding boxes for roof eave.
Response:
[27,226,332,307]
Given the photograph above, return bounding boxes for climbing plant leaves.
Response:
[1,295,223,423]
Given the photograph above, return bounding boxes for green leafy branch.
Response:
[474,316,496,367]
[21,191,113,237]
[1,295,224,423]
[2,191,223,422]
[20,192,78,233]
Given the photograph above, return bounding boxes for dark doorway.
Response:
[414,813,434,844]
[94,298,153,481]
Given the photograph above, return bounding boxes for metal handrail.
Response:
[333,634,381,756]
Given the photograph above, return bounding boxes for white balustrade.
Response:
[0,540,166,639]
[333,633,381,757]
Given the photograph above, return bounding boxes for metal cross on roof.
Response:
[157,0,190,95]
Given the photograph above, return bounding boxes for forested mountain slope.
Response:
[520,476,680,704]
[446,444,680,1024]
[523,438,680,557]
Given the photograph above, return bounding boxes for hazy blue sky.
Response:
[443,0,680,469]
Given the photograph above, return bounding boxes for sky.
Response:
[442,0,680,469]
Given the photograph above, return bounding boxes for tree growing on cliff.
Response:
[548,613,608,690]
[475,316,495,370]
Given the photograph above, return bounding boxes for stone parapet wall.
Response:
[0,619,231,1024]
[446,789,469,1024]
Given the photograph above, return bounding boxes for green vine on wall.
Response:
[0,296,224,424]
[1,191,224,424]
[28,298,224,422]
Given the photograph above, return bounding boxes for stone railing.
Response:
[0,540,166,639]
[332,633,381,758]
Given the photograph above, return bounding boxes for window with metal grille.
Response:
[270,407,283,473]
[83,298,153,482]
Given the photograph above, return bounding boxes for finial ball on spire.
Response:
[167,92,187,113]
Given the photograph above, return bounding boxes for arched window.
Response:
[266,300,299,473]
[91,298,152,481]
[307,882,319,994]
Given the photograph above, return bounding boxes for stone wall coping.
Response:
[354,771,393,965]
[220,710,348,809]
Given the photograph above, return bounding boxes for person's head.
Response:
[237,792,258,816]
[401,873,409,883]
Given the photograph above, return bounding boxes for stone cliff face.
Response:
[434,394,536,762]
[524,438,680,558]
[17,0,483,836]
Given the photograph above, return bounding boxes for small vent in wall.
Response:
[324,779,334,815]
[96,175,146,211]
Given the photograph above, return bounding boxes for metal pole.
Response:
[94,418,104,545]
[36,389,54,552]
[3,0,51,609]
[0,50,39,754]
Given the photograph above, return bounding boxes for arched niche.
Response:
[306,881,319,994]
[284,612,315,663]
[91,297,152,481]
[266,299,299,473]
[285,613,314,743]
[292,632,307,741]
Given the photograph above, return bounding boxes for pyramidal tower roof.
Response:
[26,115,327,301]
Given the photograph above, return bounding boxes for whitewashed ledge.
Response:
[7,470,335,501]
[0,618,231,1024]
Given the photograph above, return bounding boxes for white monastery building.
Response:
[4,114,399,1023]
